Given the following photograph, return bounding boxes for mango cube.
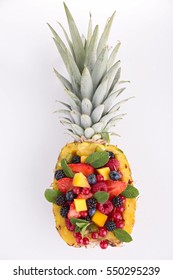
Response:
[72,172,90,188]
[81,156,87,163]
[97,167,110,180]
[74,199,87,212]
[92,210,108,227]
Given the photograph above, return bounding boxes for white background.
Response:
[0,0,173,260]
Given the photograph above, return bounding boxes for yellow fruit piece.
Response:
[72,172,90,188]
[74,199,87,212]
[97,167,110,180]
[92,210,108,227]
[81,156,87,163]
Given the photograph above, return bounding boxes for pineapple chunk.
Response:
[92,210,108,227]
[73,172,90,188]
[97,167,110,180]
[74,199,87,212]
[81,156,87,163]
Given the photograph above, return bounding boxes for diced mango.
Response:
[97,167,110,180]
[72,172,90,188]
[81,156,87,163]
[92,210,108,227]
[74,199,87,212]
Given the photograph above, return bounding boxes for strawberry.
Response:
[57,177,73,193]
[105,180,127,197]
[68,163,94,176]
[68,202,80,219]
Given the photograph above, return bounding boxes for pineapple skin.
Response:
[53,142,136,247]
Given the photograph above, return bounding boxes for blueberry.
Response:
[88,174,97,185]
[88,207,96,217]
[72,155,80,163]
[108,151,115,159]
[110,171,121,181]
[66,190,75,201]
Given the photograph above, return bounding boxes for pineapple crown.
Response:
[48,3,132,143]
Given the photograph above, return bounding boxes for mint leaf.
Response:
[113,229,133,243]
[44,189,61,203]
[85,151,109,168]
[121,184,139,198]
[81,223,90,237]
[61,159,74,178]
[76,222,88,228]
[75,226,81,233]
[94,191,109,203]
[70,217,88,225]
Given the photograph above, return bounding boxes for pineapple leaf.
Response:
[109,97,135,113]
[103,89,127,113]
[85,25,99,71]
[70,110,81,126]
[109,67,121,92]
[65,132,81,141]
[54,68,72,91]
[92,122,104,133]
[65,89,81,106]
[91,104,104,123]
[57,101,71,110]
[81,67,94,100]
[92,78,108,107]
[92,47,108,91]
[104,60,121,94]
[97,11,116,57]
[57,21,75,58]
[81,98,93,115]
[101,132,110,143]
[86,13,92,46]
[81,114,92,129]
[84,127,95,138]
[107,41,121,70]
[63,3,85,72]
[71,124,84,136]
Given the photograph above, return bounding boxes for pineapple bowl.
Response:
[45,3,139,249]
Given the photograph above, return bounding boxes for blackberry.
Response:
[86,197,97,209]
[54,169,65,180]
[56,194,66,206]
[112,196,123,208]
[110,170,121,181]
[60,206,70,218]
[108,151,115,159]
[87,174,97,185]
[105,221,116,231]
[72,155,80,163]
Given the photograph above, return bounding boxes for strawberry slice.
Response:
[105,180,127,197]
[57,178,73,193]
[68,163,94,176]
[68,202,80,219]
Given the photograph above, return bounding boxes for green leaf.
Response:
[94,191,109,203]
[85,151,109,168]
[121,184,139,198]
[101,132,110,143]
[76,222,88,228]
[81,223,90,237]
[44,189,61,203]
[75,226,81,233]
[113,229,133,243]
[61,159,74,178]
[70,217,88,225]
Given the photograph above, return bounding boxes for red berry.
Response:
[105,158,120,171]
[119,195,126,204]
[105,180,127,197]
[81,187,90,195]
[65,219,75,231]
[73,232,82,238]
[68,163,94,176]
[116,220,125,229]
[83,237,89,246]
[73,187,81,195]
[116,205,125,213]
[113,212,123,221]
[96,175,104,182]
[91,182,108,193]
[76,236,83,244]
[80,211,88,218]
[57,177,73,193]
[97,201,114,215]
[91,232,98,239]
[98,227,108,237]
[100,240,108,249]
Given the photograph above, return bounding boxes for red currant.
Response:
[80,211,88,218]
[73,187,81,195]
[83,237,89,246]
[98,227,108,237]
[73,232,81,238]
[91,232,98,239]
[119,195,126,204]
[96,175,104,182]
[116,205,125,213]
[76,236,83,244]
[116,220,125,229]
[100,240,108,249]
[81,187,90,195]
[113,212,123,221]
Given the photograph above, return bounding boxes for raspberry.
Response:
[100,240,108,249]
[86,197,97,209]
[105,158,120,171]
[91,182,108,193]
[81,188,90,195]
[56,194,66,206]
[98,227,108,237]
[105,221,116,231]
[73,187,81,195]
[119,195,126,204]
[97,201,113,215]
[65,219,75,231]
[60,206,70,218]
[112,196,123,207]
[96,175,104,182]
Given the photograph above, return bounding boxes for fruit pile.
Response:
[45,149,139,249]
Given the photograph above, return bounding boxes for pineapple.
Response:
[45,3,139,248]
